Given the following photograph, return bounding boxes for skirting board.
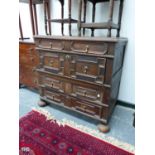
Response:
[116,100,135,109]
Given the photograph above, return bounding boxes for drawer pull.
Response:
[81,105,86,109]
[49,42,53,48]
[97,94,100,98]
[52,95,54,100]
[83,66,88,73]
[83,91,87,96]
[65,55,70,60]
[85,45,89,53]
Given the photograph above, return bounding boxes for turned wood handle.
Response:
[83,65,88,73]
[83,91,87,96]
[97,93,100,98]
[84,45,89,53]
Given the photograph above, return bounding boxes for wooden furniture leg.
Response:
[68,0,72,36]
[61,1,64,35]
[117,0,124,37]
[78,0,82,36]
[46,0,52,35]
[98,123,110,133]
[38,99,47,107]
[91,2,96,36]
[83,0,87,35]
[29,0,35,35]
[33,4,38,35]
[107,0,115,37]
[43,0,48,35]
[19,14,23,40]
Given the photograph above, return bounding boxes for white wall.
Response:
[19,0,135,104]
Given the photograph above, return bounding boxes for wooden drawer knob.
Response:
[83,91,87,96]
[97,94,100,98]
[81,105,86,110]
[85,45,89,53]
[49,42,53,48]
[83,66,88,73]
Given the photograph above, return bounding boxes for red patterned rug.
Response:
[19,110,134,155]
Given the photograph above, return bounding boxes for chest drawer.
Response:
[40,52,106,84]
[72,85,102,103]
[71,99,102,118]
[74,56,106,84]
[70,41,108,56]
[38,74,64,93]
[44,89,61,103]
[43,53,61,74]
[36,38,64,50]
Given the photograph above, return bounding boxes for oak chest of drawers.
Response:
[34,35,127,126]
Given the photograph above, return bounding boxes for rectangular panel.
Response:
[71,98,102,118]
[70,41,108,56]
[72,85,102,103]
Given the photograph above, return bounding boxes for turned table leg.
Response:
[97,123,110,133]
[38,100,47,107]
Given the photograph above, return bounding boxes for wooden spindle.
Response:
[19,14,23,40]
[46,0,52,35]
[117,0,124,37]
[33,4,38,35]
[29,0,35,35]
[78,0,82,36]
[107,0,115,37]
[68,0,72,36]
[91,2,96,36]
[83,0,87,35]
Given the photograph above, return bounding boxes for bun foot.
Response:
[97,124,110,133]
[38,100,47,107]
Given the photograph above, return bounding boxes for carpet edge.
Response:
[32,107,135,154]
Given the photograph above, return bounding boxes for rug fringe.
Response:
[32,108,135,153]
[32,107,65,126]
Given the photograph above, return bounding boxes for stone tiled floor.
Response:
[19,88,135,146]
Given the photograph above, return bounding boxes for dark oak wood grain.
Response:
[34,35,127,126]
[19,41,39,89]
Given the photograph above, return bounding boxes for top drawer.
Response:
[35,39,64,51]
[70,41,108,56]
[35,38,109,56]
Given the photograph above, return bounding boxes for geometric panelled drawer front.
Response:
[34,36,127,124]
[40,51,106,84]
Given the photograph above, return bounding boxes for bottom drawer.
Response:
[71,99,102,118]
[44,89,61,103]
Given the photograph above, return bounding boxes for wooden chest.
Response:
[19,41,39,89]
[34,35,127,125]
